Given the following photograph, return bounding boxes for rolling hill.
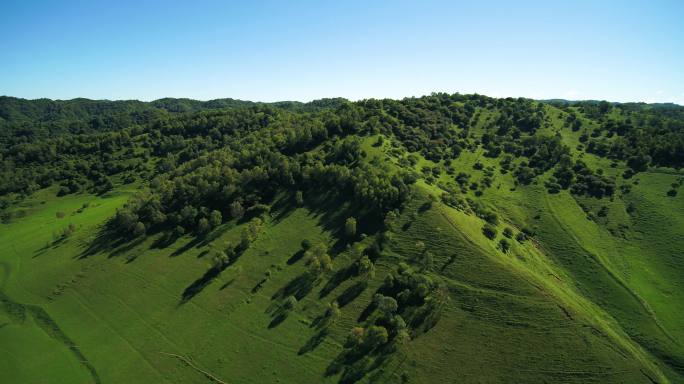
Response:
[1,93,683,383]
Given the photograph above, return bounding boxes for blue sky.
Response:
[2,0,683,104]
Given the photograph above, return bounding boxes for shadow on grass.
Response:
[219,279,235,290]
[325,344,393,384]
[180,243,246,304]
[335,280,368,308]
[299,329,328,355]
[286,250,305,265]
[268,312,289,328]
[78,223,145,261]
[319,264,355,298]
[180,267,221,303]
[272,271,319,301]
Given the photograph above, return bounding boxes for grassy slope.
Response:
[1,124,683,383]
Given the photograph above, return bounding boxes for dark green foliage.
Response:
[499,238,511,252]
[482,223,497,240]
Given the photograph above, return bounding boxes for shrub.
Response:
[515,232,527,242]
[482,223,497,240]
[499,238,511,252]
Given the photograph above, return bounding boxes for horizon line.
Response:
[1,92,682,107]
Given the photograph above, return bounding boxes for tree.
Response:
[482,223,497,240]
[212,251,229,270]
[375,294,398,319]
[345,217,357,237]
[420,251,433,271]
[283,295,298,311]
[499,238,511,252]
[347,327,365,347]
[384,210,398,230]
[174,225,185,237]
[627,152,651,172]
[364,325,389,349]
[515,232,526,242]
[503,227,513,238]
[321,301,341,328]
[415,240,426,254]
[180,205,198,226]
[133,221,146,237]
[115,208,138,233]
[230,200,245,220]
[209,210,222,228]
[240,217,264,249]
[197,217,210,234]
[357,255,375,279]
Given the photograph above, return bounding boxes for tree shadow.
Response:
[219,279,235,290]
[251,278,267,294]
[357,298,378,323]
[150,230,182,249]
[272,272,318,301]
[170,236,203,257]
[270,192,297,224]
[335,280,368,308]
[77,223,126,259]
[180,266,221,304]
[319,264,355,298]
[180,244,245,303]
[326,342,394,384]
[268,312,289,328]
[286,250,305,265]
[298,329,328,355]
[78,223,147,261]
[265,299,293,329]
[440,254,457,272]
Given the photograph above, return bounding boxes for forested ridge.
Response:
[1,93,683,384]
[2,94,682,211]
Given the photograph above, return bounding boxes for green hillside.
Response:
[1,94,682,383]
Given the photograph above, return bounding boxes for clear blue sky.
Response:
[2,0,683,104]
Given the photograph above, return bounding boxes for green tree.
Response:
[364,325,389,349]
[133,221,146,237]
[482,223,497,240]
[283,295,298,311]
[499,238,511,252]
[375,294,398,319]
[345,217,357,237]
[357,255,375,279]
[209,210,222,228]
[230,200,245,220]
[197,217,210,234]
